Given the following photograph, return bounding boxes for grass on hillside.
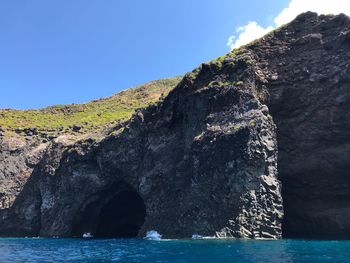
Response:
[0,77,182,135]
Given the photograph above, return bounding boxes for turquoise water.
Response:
[0,238,350,262]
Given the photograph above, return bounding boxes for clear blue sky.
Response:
[0,0,289,109]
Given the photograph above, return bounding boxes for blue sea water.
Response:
[0,238,349,262]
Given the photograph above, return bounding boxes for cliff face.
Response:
[0,54,283,239]
[255,12,350,238]
[0,12,349,239]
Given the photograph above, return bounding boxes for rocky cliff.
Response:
[0,12,349,239]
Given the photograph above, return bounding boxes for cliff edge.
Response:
[1,12,350,239]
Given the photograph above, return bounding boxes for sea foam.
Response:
[82,232,93,238]
[145,230,162,240]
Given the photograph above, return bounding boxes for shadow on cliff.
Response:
[0,161,148,238]
[2,12,350,240]
[71,181,146,238]
[0,166,43,237]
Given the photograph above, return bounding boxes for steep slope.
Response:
[0,50,283,238]
[0,77,181,137]
[1,12,350,239]
[246,12,350,238]
[0,78,181,212]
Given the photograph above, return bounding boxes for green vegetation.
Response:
[213,48,244,62]
[215,55,227,63]
[184,67,201,81]
[0,77,181,134]
[230,47,245,57]
[234,81,244,86]
[233,124,242,131]
[208,80,226,87]
[213,47,246,63]
[212,46,253,70]
[208,80,242,88]
[249,119,256,126]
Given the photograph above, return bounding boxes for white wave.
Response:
[145,230,162,240]
[82,232,94,238]
[191,234,204,239]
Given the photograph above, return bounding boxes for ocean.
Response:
[0,238,349,262]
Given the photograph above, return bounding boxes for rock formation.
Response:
[258,12,350,239]
[0,12,349,239]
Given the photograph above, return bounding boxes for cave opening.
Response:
[72,185,146,238]
[280,165,350,239]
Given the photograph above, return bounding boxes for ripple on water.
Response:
[0,238,350,262]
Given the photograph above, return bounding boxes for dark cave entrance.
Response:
[280,166,350,239]
[72,184,146,238]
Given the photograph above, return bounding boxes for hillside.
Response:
[1,12,350,240]
[0,77,181,137]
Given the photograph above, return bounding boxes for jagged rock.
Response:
[72,125,82,132]
[0,12,349,240]
[250,12,350,239]
[14,128,23,134]
[24,127,39,136]
[0,48,284,239]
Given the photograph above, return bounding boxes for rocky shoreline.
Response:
[1,12,350,239]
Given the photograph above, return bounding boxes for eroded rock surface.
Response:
[0,12,350,239]
[248,12,350,238]
[0,56,283,238]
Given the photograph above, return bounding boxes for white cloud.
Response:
[228,0,350,50]
[274,0,350,26]
[227,22,273,50]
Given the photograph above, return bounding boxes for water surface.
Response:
[0,238,349,262]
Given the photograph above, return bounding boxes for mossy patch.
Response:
[0,77,181,135]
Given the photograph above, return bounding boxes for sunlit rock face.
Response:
[0,57,283,239]
[0,47,283,239]
[1,12,350,239]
